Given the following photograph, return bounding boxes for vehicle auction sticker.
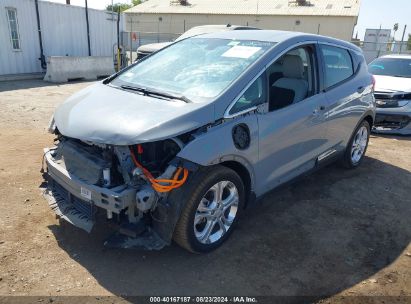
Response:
[80,187,92,200]
[222,46,261,59]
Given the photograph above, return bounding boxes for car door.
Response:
[319,43,371,151]
[254,43,329,195]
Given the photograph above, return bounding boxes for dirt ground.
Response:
[0,80,410,302]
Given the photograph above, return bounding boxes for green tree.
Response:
[106,0,143,12]
[106,3,132,12]
[407,34,411,51]
[393,23,399,32]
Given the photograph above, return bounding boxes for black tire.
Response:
[341,119,370,169]
[173,165,245,253]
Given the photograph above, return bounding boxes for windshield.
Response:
[111,38,274,100]
[368,57,411,78]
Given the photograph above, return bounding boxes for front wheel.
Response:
[341,119,370,168]
[173,166,245,253]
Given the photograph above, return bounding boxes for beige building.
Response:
[124,0,361,41]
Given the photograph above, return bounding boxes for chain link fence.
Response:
[351,41,411,63]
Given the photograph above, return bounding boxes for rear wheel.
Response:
[342,120,370,168]
[173,166,245,253]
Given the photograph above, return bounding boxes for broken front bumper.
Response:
[372,109,411,135]
[43,147,136,232]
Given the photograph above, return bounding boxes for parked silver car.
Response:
[368,54,411,135]
[136,24,260,60]
[43,30,375,253]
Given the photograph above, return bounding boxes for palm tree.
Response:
[393,23,399,40]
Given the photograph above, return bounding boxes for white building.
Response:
[0,0,123,77]
[363,28,392,51]
[362,28,392,62]
[124,0,361,41]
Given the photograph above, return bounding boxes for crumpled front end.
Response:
[372,91,411,135]
[42,135,196,250]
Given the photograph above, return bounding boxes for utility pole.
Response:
[399,24,407,54]
[376,25,382,59]
[117,8,121,71]
[85,0,91,56]
[129,17,133,64]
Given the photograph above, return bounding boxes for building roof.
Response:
[125,0,361,17]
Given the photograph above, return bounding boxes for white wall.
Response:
[0,0,123,75]
[0,0,41,75]
[363,29,391,51]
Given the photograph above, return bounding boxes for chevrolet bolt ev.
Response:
[43,31,375,253]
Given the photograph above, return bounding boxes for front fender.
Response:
[177,115,259,188]
[151,114,260,243]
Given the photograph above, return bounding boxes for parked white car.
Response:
[136,24,260,60]
[369,54,411,135]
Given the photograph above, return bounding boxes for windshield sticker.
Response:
[227,41,241,46]
[222,46,261,59]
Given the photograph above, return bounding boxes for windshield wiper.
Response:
[120,85,192,103]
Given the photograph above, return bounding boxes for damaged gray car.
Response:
[43,30,375,253]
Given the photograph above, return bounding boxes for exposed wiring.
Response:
[129,146,188,193]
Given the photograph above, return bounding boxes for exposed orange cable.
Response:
[129,147,188,193]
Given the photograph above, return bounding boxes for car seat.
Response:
[269,55,308,111]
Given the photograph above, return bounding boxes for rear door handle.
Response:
[357,86,365,93]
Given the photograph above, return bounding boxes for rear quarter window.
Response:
[321,45,354,89]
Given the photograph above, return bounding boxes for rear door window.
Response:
[321,45,354,89]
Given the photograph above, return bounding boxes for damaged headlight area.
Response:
[42,134,195,250]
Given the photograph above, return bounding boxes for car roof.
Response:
[195,30,361,51]
[198,29,299,42]
[176,24,260,41]
[187,24,259,31]
[379,54,411,59]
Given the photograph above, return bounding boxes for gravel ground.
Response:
[0,80,410,302]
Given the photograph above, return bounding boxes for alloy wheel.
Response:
[351,125,368,164]
[194,181,239,244]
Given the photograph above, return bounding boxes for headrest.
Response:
[282,55,304,79]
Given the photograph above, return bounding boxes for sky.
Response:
[48,0,411,41]
[355,0,410,40]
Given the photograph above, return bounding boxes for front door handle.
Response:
[357,86,365,93]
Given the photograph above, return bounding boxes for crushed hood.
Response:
[53,83,214,145]
[374,75,411,93]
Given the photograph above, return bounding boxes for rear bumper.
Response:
[43,147,136,232]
